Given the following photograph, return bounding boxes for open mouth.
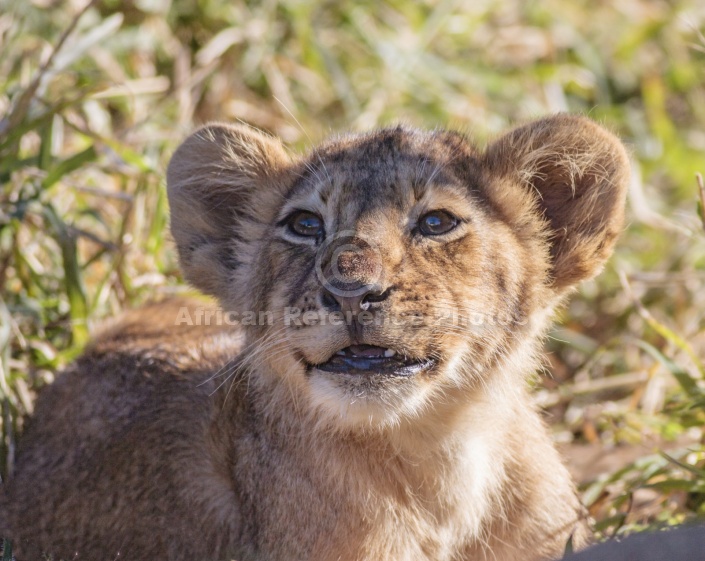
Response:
[313,344,434,377]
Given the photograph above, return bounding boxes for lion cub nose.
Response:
[321,285,390,314]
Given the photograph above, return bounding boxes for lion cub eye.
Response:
[287,211,324,237]
[418,210,459,236]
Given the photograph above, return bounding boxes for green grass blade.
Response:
[42,145,98,190]
[42,205,89,348]
[1,538,13,561]
[636,340,702,397]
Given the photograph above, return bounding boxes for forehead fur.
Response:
[288,126,481,202]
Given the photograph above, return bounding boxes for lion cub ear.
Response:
[483,114,631,291]
[167,123,292,297]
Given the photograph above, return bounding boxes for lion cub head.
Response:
[167,115,629,430]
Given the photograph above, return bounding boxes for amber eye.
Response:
[287,211,324,237]
[418,210,459,236]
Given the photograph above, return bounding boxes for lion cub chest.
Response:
[228,409,503,561]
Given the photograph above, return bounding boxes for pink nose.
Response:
[334,249,378,282]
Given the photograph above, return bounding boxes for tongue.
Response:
[348,344,387,358]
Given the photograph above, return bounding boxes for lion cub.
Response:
[1,115,630,561]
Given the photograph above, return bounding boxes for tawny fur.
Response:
[0,114,630,561]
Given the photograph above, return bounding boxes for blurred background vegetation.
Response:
[0,0,704,542]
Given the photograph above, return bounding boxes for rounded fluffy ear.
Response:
[166,123,292,297]
[483,114,631,291]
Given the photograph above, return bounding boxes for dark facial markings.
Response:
[269,128,503,344]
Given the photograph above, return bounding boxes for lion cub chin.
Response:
[0,114,630,561]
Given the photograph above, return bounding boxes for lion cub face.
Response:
[167,116,629,430]
[256,130,543,427]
